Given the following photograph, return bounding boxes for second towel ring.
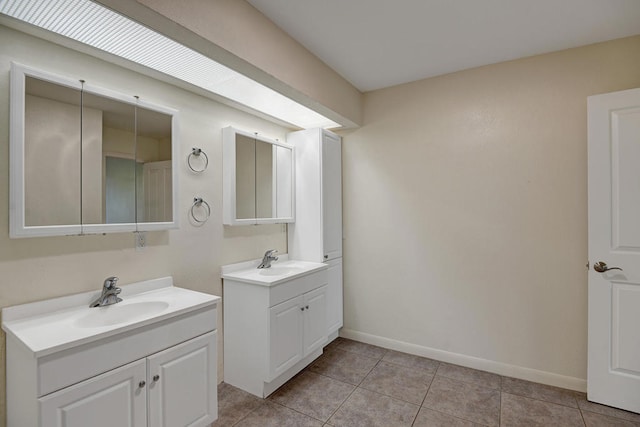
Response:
[190,197,211,223]
[188,147,209,172]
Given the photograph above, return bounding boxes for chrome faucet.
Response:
[257,249,278,269]
[89,276,122,307]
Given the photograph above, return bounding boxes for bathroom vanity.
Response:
[2,277,220,427]
[222,258,328,397]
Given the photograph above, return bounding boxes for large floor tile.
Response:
[412,408,480,427]
[359,360,433,404]
[212,383,263,427]
[234,402,323,427]
[501,393,584,427]
[336,339,388,359]
[436,363,502,390]
[270,371,354,422]
[502,376,578,408]
[327,388,419,427]
[582,410,640,427]
[423,376,500,426]
[576,395,640,423]
[382,350,439,374]
[309,348,379,385]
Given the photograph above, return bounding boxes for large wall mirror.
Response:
[10,63,179,238]
[222,126,294,225]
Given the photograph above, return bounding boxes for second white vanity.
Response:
[222,258,328,397]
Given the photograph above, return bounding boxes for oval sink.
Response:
[75,301,170,328]
[258,266,305,276]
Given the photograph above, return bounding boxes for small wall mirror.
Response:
[223,126,294,225]
[10,63,179,238]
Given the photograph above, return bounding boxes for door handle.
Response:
[593,261,622,273]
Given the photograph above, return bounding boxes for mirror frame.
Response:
[222,126,295,226]
[9,62,180,238]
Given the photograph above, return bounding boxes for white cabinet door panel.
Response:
[39,359,146,427]
[303,285,328,356]
[147,331,217,427]
[326,258,343,334]
[269,296,304,380]
[321,132,342,261]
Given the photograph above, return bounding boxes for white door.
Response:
[321,131,342,261]
[269,296,304,380]
[588,87,640,413]
[40,359,147,427]
[147,332,217,427]
[303,285,328,356]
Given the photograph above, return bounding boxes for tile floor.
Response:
[212,338,640,427]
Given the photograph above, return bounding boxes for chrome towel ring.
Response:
[190,197,211,223]
[187,147,208,173]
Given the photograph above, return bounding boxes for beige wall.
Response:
[0,25,290,426]
[341,35,640,388]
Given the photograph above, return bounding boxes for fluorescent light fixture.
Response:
[0,0,340,129]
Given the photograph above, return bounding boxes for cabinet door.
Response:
[321,132,342,260]
[269,296,304,380]
[326,258,344,334]
[40,359,146,427]
[147,331,217,427]
[303,285,328,356]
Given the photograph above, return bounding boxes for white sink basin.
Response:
[1,277,220,357]
[222,259,327,286]
[75,301,170,328]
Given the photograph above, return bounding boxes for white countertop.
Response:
[1,277,220,357]
[221,256,327,286]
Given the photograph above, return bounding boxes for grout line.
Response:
[229,399,266,426]
[578,408,587,427]
[499,387,502,426]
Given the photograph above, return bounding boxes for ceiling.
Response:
[247,0,640,92]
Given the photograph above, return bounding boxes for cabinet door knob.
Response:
[305,305,309,310]
[300,307,305,311]
[153,374,160,382]
[139,380,146,388]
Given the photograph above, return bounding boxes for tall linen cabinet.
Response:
[287,128,343,339]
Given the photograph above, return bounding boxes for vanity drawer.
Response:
[37,306,216,397]
[268,269,328,307]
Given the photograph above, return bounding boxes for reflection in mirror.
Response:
[235,134,256,220]
[255,139,273,218]
[81,91,136,225]
[223,126,294,226]
[135,106,173,223]
[24,76,82,226]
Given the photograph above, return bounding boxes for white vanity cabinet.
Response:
[287,128,344,338]
[222,260,328,397]
[269,285,327,379]
[39,332,216,427]
[2,277,220,427]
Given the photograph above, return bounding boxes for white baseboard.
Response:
[340,328,587,392]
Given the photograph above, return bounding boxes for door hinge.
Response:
[586,261,589,270]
